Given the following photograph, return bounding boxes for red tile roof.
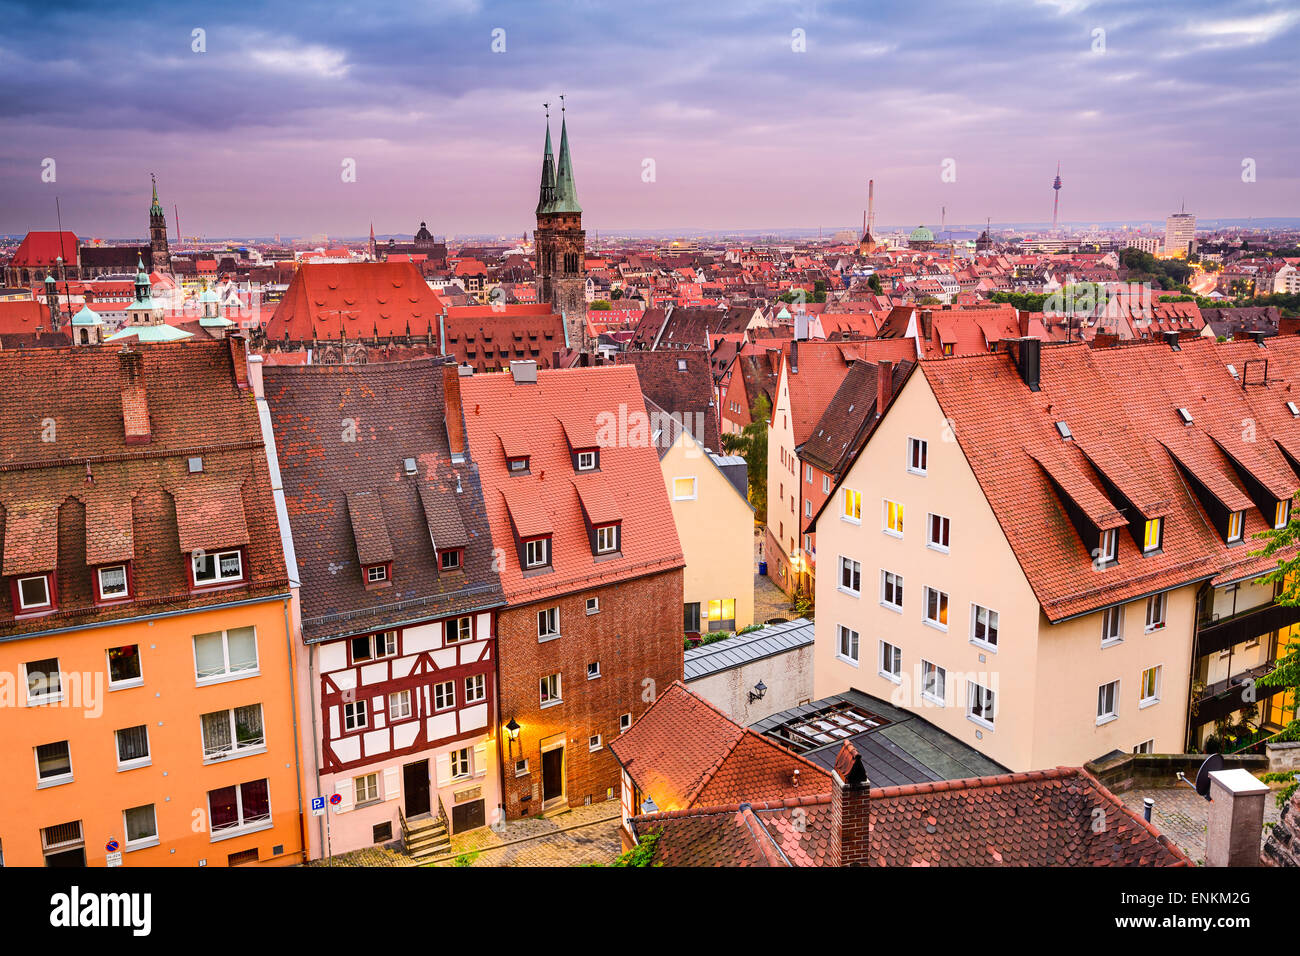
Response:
[461,365,684,604]
[263,261,447,342]
[9,231,79,269]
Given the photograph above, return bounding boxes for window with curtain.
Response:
[115,725,149,764]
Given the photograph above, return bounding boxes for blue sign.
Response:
[311,796,326,812]
[328,793,342,806]
[105,839,119,853]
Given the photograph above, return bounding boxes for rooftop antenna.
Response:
[174,203,182,244]
[54,195,71,323]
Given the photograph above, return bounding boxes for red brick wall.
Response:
[498,568,683,818]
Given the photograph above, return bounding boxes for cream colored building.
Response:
[811,337,1300,772]
[652,399,755,634]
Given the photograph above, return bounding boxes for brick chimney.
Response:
[829,741,871,867]
[118,348,151,445]
[442,361,467,463]
[876,360,894,418]
[1205,768,1269,867]
[228,333,250,390]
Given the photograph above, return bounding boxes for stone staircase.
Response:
[401,812,451,861]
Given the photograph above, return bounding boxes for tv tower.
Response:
[1052,161,1062,229]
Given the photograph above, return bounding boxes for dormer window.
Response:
[524,536,551,569]
[439,548,463,571]
[192,549,245,588]
[507,456,530,474]
[595,524,620,555]
[95,563,131,603]
[365,563,390,584]
[1227,510,1244,543]
[576,450,598,472]
[1142,517,1163,554]
[1276,499,1291,530]
[1099,528,1118,566]
[14,573,54,613]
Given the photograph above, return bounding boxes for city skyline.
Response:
[2,0,1298,237]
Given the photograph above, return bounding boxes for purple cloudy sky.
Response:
[1,0,1297,238]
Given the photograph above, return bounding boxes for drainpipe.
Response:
[283,597,308,864]
[309,642,325,858]
[492,608,508,827]
[439,311,446,356]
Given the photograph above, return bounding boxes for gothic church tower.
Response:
[534,102,587,351]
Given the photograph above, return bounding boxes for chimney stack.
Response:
[1162,329,1181,350]
[228,333,250,389]
[1205,768,1268,867]
[118,348,151,445]
[1015,336,1041,392]
[1251,329,1268,347]
[829,741,871,867]
[443,361,467,464]
[876,360,894,418]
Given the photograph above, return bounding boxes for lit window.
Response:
[878,640,900,679]
[707,598,736,631]
[1142,518,1163,553]
[107,645,142,686]
[884,499,904,536]
[971,604,999,648]
[837,624,860,663]
[1145,594,1167,632]
[924,587,949,628]
[842,488,861,522]
[928,513,950,551]
[1227,510,1244,543]
[907,437,928,474]
[1276,499,1291,530]
[1140,666,1161,705]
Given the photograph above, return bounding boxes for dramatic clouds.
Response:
[1,0,1296,237]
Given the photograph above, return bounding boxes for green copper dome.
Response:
[909,225,935,243]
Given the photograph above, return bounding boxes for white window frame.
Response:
[878,640,901,682]
[200,704,266,761]
[927,513,951,553]
[838,556,861,596]
[433,680,455,712]
[823,475,830,494]
[967,681,996,729]
[17,573,52,610]
[1277,499,1291,530]
[343,698,368,731]
[587,661,601,680]
[619,712,632,733]
[35,740,73,786]
[1101,606,1124,646]
[842,487,862,523]
[577,450,597,472]
[97,564,129,601]
[114,724,151,770]
[450,747,472,780]
[589,734,603,752]
[24,657,63,705]
[595,524,618,554]
[883,498,904,538]
[538,606,560,642]
[515,758,530,777]
[389,689,412,720]
[1227,510,1244,543]
[1099,528,1118,565]
[836,624,860,665]
[464,673,486,704]
[524,537,550,568]
[672,477,698,501]
[907,436,928,476]
[192,548,243,585]
[540,673,562,708]
[1097,680,1120,724]
[122,804,158,850]
[970,604,999,650]
[106,645,143,689]
[881,570,904,612]
[1133,739,1155,754]
[586,596,600,615]
[354,772,380,806]
[1139,665,1161,708]
[445,617,472,645]
[920,660,946,706]
[923,586,949,631]
[1142,517,1163,554]
[366,564,389,583]
[193,627,260,683]
[1144,593,1167,633]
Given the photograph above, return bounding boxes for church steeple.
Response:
[148,174,171,273]
[535,105,557,216]
[552,101,581,215]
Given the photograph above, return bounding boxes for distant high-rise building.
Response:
[534,100,588,351]
[1164,205,1196,257]
[1126,236,1162,256]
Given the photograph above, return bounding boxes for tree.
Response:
[720,393,769,519]
[590,300,612,310]
[867,273,883,294]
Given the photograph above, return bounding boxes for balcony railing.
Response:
[1191,659,1285,726]
[1196,601,1300,657]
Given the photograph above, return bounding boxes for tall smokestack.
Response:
[867,179,875,237]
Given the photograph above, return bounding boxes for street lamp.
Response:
[505,718,520,760]
[749,680,767,704]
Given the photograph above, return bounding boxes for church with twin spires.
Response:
[533,102,588,352]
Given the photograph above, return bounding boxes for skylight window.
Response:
[403,457,417,475]
[1055,421,1072,440]
[1288,401,1299,418]
[1176,408,1193,425]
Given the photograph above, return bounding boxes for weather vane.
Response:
[560,93,565,112]
[543,101,549,118]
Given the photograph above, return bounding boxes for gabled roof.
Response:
[800,358,914,475]
[9,231,79,268]
[616,349,721,452]
[263,261,447,343]
[781,339,915,445]
[263,358,504,643]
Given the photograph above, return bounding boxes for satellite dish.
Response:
[1194,752,1224,800]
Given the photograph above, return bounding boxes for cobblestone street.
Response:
[1120,786,1284,865]
[754,527,796,624]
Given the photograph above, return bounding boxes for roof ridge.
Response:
[870,766,1078,800]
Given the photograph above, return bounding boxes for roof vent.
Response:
[403,457,417,475]
[1177,407,1193,425]
[1227,364,1239,379]
[510,360,538,384]
[1288,401,1299,418]
[188,456,204,473]
[1055,421,1072,441]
